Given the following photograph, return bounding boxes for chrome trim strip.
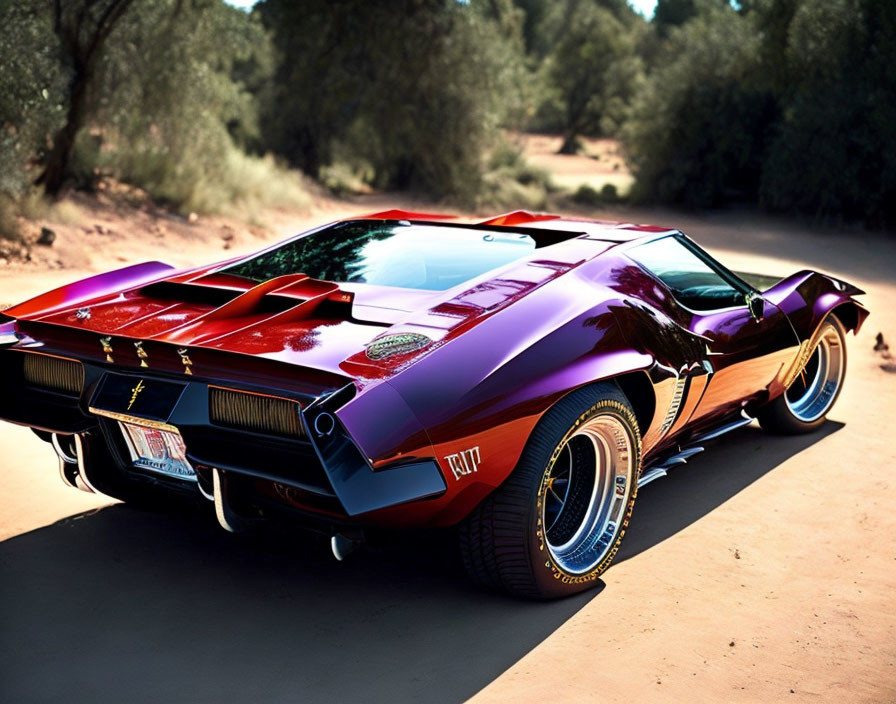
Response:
[638,446,705,488]
[639,410,754,489]
[694,410,753,442]
[637,467,667,488]
[197,478,215,502]
[88,407,179,433]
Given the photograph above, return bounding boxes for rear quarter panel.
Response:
[346,256,703,526]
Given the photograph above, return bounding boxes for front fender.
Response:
[764,271,869,340]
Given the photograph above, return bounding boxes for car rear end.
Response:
[0,320,446,538]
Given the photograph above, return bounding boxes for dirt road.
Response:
[1,202,894,703]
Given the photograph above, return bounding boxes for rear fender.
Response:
[4,261,176,321]
[362,278,698,525]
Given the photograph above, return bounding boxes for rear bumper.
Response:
[0,345,446,523]
[303,385,446,516]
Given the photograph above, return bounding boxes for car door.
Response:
[627,234,801,429]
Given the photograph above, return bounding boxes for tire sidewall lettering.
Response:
[534,398,641,586]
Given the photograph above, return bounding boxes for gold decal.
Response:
[100,336,114,363]
[177,347,193,375]
[134,341,149,367]
[127,380,145,411]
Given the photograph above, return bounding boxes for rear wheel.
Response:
[458,383,641,599]
[759,315,847,434]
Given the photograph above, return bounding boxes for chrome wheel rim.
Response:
[785,324,845,423]
[542,414,634,575]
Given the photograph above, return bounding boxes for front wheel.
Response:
[759,315,848,434]
[458,383,641,599]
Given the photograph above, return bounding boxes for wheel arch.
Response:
[612,370,656,435]
[829,301,867,335]
[765,271,868,342]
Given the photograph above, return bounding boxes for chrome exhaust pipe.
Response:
[330,530,364,561]
[212,468,245,533]
[51,433,95,494]
[73,433,100,494]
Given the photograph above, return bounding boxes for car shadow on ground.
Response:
[618,421,843,562]
[0,421,840,704]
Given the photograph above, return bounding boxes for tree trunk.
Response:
[558,132,581,155]
[36,0,136,197]
[35,67,89,197]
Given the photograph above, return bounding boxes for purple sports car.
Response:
[0,210,868,597]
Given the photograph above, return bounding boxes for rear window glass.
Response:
[220,220,537,291]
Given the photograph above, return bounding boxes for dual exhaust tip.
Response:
[199,464,365,561]
[51,433,97,494]
[51,432,363,561]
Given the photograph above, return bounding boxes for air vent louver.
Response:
[209,387,304,439]
[22,354,84,395]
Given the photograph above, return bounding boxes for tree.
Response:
[759,0,896,225]
[87,0,274,209]
[652,0,697,34]
[623,3,774,206]
[535,0,645,153]
[258,0,525,201]
[35,0,135,196]
[0,4,67,203]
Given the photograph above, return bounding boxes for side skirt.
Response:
[637,410,754,488]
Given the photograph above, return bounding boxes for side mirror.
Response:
[746,291,765,322]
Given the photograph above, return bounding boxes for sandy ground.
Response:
[514,132,635,195]
[1,171,895,702]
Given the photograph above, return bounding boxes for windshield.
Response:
[220,220,537,291]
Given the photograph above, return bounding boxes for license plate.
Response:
[118,421,197,482]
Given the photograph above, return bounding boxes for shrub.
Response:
[478,141,554,211]
[110,143,310,218]
[623,4,773,208]
[601,183,620,203]
[572,184,603,206]
[0,195,21,244]
[758,0,896,226]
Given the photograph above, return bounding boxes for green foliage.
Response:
[1,0,891,230]
[0,3,68,238]
[759,0,896,225]
[530,0,646,146]
[601,183,619,202]
[623,0,896,225]
[653,0,697,34]
[572,184,603,206]
[571,182,620,207]
[623,3,774,207]
[480,141,554,211]
[0,0,305,220]
[258,0,527,204]
[86,0,281,213]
